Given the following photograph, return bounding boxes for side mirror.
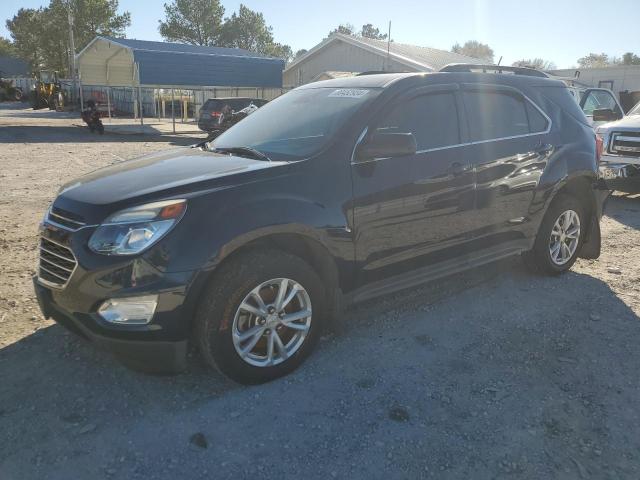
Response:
[356,133,417,161]
[593,108,621,122]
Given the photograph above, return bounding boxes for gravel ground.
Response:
[1,103,640,479]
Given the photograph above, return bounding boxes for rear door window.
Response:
[376,92,461,150]
[463,90,547,142]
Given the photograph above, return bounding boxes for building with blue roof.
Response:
[77,36,285,89]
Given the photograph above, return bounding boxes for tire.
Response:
[195,249,327,384]
[523,193,585,275]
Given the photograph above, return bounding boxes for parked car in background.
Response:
[578,88,625,127]
[34,69,608,384]
[197,97,268,133]
[597,100,640,194]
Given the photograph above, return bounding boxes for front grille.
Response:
[38,237,77,288]
[610,131,640,157]
[48,207,86,230]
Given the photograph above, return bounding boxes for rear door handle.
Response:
[448,162,468,176]
[536,144,554,155]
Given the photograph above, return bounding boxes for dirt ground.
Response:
[1,103,640,479]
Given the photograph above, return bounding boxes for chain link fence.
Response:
[64,84,290,124]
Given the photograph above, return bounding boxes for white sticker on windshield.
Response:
[328,89,370,98]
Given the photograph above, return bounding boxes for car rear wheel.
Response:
[523,194,585,274]
[195,249,326,384]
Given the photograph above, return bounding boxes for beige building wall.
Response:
[283,39,422,87]
[78,39,134,86]
[551,66,640,95]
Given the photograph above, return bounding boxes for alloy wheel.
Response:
[549,209,581,266]
[232,278,312,367]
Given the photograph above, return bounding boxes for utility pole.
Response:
[67,1,77,106]
[386,21,391,71]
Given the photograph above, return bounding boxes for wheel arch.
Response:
[192,227,344,322]
[548,174,601,258]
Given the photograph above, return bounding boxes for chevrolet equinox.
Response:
[34,67,609,384]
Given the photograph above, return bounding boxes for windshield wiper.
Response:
[211,146,271,162]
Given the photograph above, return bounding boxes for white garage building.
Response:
[550,65,640,112]
[284,33,483,87]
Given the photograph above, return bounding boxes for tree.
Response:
[158,0,224,46]
[6,0,130,75]
[360,23,387,40]
[265,43,293,63]
[451,40,494,63]
[512,58,556,70]
[622,52,640,65]
[577,53,611,68]
[0,36,16,57]
[328,23,355,36]
[217,4,292,61]
[61,0,130,49]
[294,48,308,59]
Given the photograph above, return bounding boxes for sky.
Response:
[1,0,639,69]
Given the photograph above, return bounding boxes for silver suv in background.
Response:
[597,100,640,194]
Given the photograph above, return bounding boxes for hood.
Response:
[597,115,640,132]
[55,147,286,214]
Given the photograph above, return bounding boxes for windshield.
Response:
[629,101,640,116]
[212,87,380,161]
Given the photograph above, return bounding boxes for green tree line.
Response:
[5,0,130,75]
[158,1,292,61]
[3,1,640,76]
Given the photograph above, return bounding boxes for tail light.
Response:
[595,134,604,164]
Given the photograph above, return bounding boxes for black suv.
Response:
[197,97,268,132]
[34,67,609,384]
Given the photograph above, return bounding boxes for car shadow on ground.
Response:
[605,193,640,229]
[1,258,640,479]
[0,125,203,146]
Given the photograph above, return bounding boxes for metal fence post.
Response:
[171,88,176,134]
[138,85,143,126]
[79,79,84,111]
[106,87,111,121]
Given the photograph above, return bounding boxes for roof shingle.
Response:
[353,35,485,70]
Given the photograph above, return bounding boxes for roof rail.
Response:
[356,70,399,76]
[439,63,550,78]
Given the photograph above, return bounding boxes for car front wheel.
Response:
[195,249,326,384]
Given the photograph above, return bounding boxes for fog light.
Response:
[98,295,158,325]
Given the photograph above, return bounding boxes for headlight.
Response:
[88,199,186,255]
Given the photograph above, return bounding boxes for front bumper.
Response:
[35,278,188,372]
[599,156,640,194]
[34,277,191,373]
[33,220,205,373]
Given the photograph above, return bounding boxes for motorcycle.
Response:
[81,100,104,134]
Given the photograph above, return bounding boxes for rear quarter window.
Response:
[535,85,591,127]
